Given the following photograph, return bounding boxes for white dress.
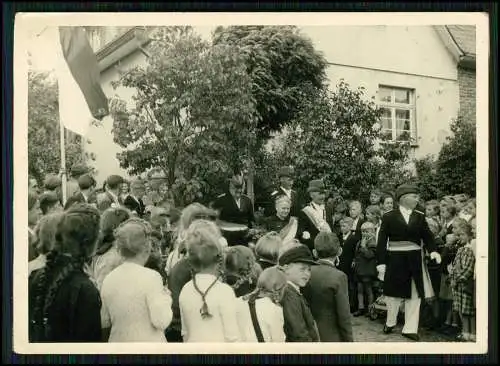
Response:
[179,273,241,342]
[101,262,172,342]
[236,296,286,342]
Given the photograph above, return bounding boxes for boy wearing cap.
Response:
[278,244,320,342]
[302,232,353,342]
[376,184,441,341]
[269,166,300,217]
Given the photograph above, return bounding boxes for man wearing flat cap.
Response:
[123,178,147,218]
[97,174,125,212]
[212,174,255,246]
[376,183,441,342]
[297,180,332,252]
[64,173,96,210]
[268,166,300,217]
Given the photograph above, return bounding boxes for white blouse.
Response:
[179,273,241,343]
[100,262,172,342]
[236,296,286,343]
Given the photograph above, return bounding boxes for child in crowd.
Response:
[302,232,353,342]
[438,233,460,335]
[348,200,364,239]
[254,232,283,270]
[224,245,263,298]
[422,218,445,329]
[369,189,382,206]
[237,267,287,342]
[337,216,358,313]
[461,198,476,222]
[179,220,241,342]
[450,223,476,342]
[278,244,319,342]
[352,222,378,317]
[425,200,442,231]
[380,193,394,214]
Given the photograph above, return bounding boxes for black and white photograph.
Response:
[13,12,489,355]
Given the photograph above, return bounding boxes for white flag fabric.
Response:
[49,26,108,136]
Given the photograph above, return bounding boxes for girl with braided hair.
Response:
[178,220,241,342]
[28,203,102,342]
[223,245,262,298]
[100,217,172,342]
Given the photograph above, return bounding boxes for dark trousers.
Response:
[165,328,183,343]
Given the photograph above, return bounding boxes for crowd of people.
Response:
[26,164,477,343]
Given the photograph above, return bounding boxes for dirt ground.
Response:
[351,314,454,342]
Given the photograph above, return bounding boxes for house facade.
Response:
[84,25,476,185]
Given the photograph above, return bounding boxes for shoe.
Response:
[353,309,366,317]
[402,333,419,341]
[383,325,394,334]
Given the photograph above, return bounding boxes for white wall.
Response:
[85,50,147,186]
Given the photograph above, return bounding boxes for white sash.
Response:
[279,217,298,243]
[421,249,435,299]
[302,205,332,233]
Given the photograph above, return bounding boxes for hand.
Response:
[376,264,386,281]
[430,251,442,264]
[302,231,311,240]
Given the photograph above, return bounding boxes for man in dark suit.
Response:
[64,174,96,210]
[212,175,254,246]
[297,180,332,252]
[376,184,442,342]
[268,166,301,217]
[123,178,146,218]
[303,232,354,342]
[97,175,124,212]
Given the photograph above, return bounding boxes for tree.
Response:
[212,26,328,202]
[108,27,257,206]
[28,71,91,185]
[414,116,476,199]
[265,80,413,201]
[212,26,328,139]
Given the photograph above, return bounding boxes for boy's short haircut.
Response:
[365,205,382,218]
[314,232,341,259]
[360,221,375,231]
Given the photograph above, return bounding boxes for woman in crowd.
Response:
[29,213,64,277]
[100,218,173,342]
[29,203,102,342]
[380,192,394,214]
[165,203,219,276]
[263,195,298,243]
[88,207,131,291]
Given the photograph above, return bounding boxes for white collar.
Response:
[399,206,413,216]
[311,202,325,210]
[281,187,292,194]
[343,232,350,240]
[287,280,301,293]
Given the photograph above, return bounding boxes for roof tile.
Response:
[446,25,476,56]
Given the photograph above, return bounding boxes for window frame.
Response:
[377,85,418,146]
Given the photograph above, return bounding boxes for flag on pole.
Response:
[54,26,109,136]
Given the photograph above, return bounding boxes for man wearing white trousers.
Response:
[376,184,441,341]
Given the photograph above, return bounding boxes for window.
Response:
[378,86,417,144]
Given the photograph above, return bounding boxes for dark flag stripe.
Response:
[59,26,109,120]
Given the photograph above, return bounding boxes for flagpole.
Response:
[60,119,67,205]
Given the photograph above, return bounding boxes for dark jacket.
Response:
[338,232,358,279]
[376,208,437,299]
[302,260,354,342]
[353,236,378,279]
[212,193,255,228]
[123,195,146,218]
[280,284,319,342]
[29,264,102,342]
[166,258,192,334]
[297,204,329,252]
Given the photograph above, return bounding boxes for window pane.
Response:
[378,87,392,103]
[395,89,411,104]
[380,107,392,130]
[395,109,410,120]
[396,118,410,131]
